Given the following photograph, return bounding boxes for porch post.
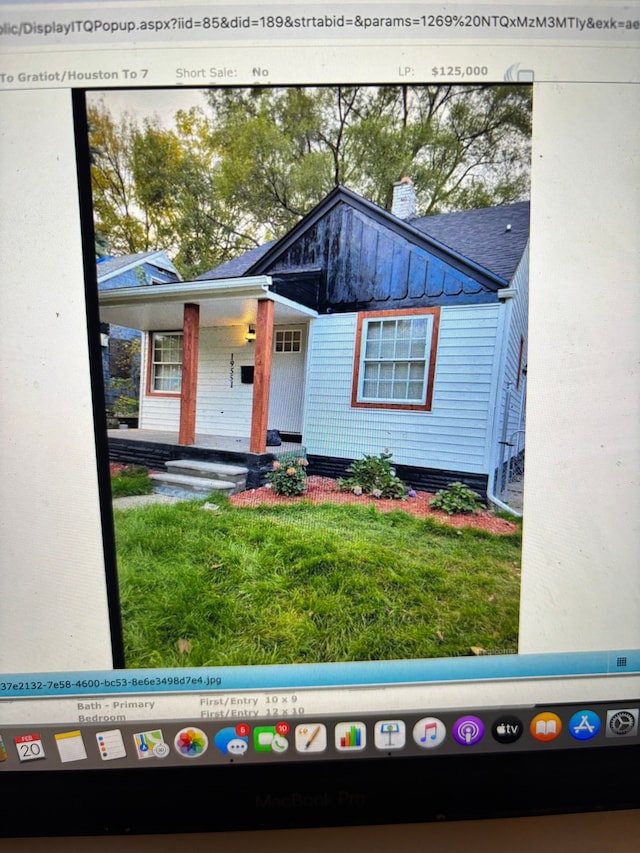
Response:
[250,298,275,453]
[178,302,200,446]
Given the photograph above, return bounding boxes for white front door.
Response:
[268,325,306,434]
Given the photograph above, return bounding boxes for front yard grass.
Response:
[113,497,521,668]
[110,465,153,498]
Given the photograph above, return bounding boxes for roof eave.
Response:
[98,275,273,307]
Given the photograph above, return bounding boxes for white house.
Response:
[99,183,529,507]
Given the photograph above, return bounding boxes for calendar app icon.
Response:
[14,733,46,762]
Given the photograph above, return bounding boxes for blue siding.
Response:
[98,261,178,291]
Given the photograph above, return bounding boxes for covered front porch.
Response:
[99,275,318,455]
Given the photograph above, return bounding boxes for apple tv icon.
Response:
[491,716,523,744]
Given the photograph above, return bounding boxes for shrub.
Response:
[267,455,308,497]
[429,482,484,515]
[337,451,407,500]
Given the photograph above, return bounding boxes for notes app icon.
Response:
[412,717,446,749]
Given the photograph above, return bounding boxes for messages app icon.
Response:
[214,726,249,756]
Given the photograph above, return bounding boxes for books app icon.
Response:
[530,712,562,742]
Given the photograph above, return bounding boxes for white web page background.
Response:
[0,3,638,707]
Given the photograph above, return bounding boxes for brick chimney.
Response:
[391,176,417,220]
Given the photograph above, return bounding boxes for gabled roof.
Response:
[96,250,180,284]
[197,187,529,286]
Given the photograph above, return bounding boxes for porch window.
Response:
[149,332,183,394]
[274,328,302,353]
[352,308,439,411]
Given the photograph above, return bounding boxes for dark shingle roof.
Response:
[410,202,530,282]
[196,240,277,280]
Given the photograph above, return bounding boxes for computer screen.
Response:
[0,0,638,838]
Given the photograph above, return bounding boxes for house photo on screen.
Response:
[86,84,531,669]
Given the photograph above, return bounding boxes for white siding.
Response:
[138,324,308,438]
[139,327,255,435]
[303,305,501,474]
[196,326,256,437]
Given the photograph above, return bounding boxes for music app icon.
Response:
[412,717,446,749]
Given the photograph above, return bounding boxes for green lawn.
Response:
[113,497,521,668]
[110,466,153,498]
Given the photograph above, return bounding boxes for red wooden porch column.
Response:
[178,302,200,446]
[250,299,275,453]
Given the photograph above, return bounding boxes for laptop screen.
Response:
[0,0,638,837]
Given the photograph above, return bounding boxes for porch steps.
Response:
[150,459,249,499]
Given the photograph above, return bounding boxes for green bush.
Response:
[267,455,309,497]
[429,482,484,515]
[337,451,407,499]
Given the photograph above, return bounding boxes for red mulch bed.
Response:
[229,476,518,535]
[110,464,518,535]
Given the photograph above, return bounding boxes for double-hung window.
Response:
[149,332,183,394]
[352,309,439,411]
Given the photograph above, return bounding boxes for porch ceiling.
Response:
[98,275,317,330]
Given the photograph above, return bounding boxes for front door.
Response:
[268,325,307,436]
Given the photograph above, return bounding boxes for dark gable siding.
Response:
[269,269,322,309]
[261,201,498,314]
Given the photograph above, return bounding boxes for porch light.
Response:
[246,323,257,342]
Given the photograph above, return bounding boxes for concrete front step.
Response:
[163,459,249,495]
[150,472,238,497]
[165,459,248,483]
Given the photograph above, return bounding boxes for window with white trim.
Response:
[150,332,183,393]
[353,310,438,410]
[274,328,302,353]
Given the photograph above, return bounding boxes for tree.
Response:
[89,101,149,255]
[343,85,532,213]
[89,102,264,278]
[204,85,531,221]
[89,84,531,278]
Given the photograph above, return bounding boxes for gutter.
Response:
[486,286,522,517]
[98,275,273,306]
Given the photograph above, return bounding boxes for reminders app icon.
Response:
[96,730,126,761]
